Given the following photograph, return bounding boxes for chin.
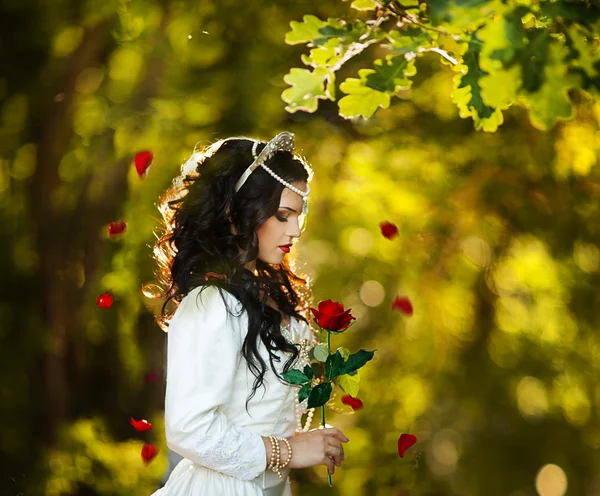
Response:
[258,253,286,265]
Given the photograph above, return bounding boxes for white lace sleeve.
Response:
[164,286,266,481]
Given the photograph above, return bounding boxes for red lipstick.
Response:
[279,246,290,253]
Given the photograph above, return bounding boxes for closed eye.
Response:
[275,214,288,222]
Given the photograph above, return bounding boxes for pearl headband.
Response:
[180,132,312,216]
[234,132,311,216]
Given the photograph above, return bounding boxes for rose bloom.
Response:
[309,299,355,332]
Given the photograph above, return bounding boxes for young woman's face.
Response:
[255,181,307,265]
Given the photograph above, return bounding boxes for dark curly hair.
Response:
[143,136,315,409]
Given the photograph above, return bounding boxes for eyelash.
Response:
[275,214,288,222]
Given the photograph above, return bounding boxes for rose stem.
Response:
[324,329,332,486]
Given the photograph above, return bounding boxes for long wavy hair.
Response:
[143,136,315,409]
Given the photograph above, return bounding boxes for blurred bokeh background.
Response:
[2,0,600,495]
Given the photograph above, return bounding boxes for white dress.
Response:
[152,285,316,496]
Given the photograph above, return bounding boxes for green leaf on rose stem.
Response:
[326,350,345,380]
[303,364,313,380]
[313,343,330,362]
[308,382,333,409]
[336,346,351,359]
[337,370,361,397]
[340,349,376,375]
[282,369,310,385]
[298,383,312,403]
[311,362,324,379]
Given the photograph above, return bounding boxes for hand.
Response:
[286,427,349,475]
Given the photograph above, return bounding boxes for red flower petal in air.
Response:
[141,444,158,464]
[108,221,127,236]
[341,394,363,411]
[130,418,152,432]
[204,272,227,281]
[379,221,398,240]
[134,151,154,178]
[309,299,356,332]
[398,433,417,458]
[96,292,113,309]
[392,296,413,316]
[144,372,160,384]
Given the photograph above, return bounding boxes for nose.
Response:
[288,216,302,239]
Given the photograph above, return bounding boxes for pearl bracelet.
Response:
[267,435,277,471]
[268,435,293,481]
[279,437,293,469]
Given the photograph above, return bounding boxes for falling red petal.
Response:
[141,444,158,464]
[392,296,413,316]
[341,394,363,411]
[130,418,153,432]
[144,372,161,384]
[398,433,417,458]
[379,221,399,240]
[96,292,113,310]
[134,151,154,178]
[108,221,127,236]
[204,272,227,281]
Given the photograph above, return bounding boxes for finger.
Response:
[325,456,335,475]
[325,445,343,466]
[327,437,344,459]
[322,427,349,443]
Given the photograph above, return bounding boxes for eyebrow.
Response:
[279,206,297,213]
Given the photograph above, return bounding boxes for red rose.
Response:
[341,395,363,411]
[130,418,152,432]
[134,151,154,178]
[141,444,158,464]
[398,433,417,458]
[379,221,398,240]
[96,292,113,309]
[309,300,355,332]
[392,296,413,316]
[108,221,127,236]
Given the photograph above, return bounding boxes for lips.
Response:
[279,246,291,253]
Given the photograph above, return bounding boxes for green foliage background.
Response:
[1,0,600,495]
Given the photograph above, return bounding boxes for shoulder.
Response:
[180,285,242,314]
[171,285,246,330]
[168,286,249,348]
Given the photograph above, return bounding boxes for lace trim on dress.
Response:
[191,420,267,481]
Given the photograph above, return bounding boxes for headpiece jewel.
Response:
[234,131,311,215]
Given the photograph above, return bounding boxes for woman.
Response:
[146,132,349,495]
